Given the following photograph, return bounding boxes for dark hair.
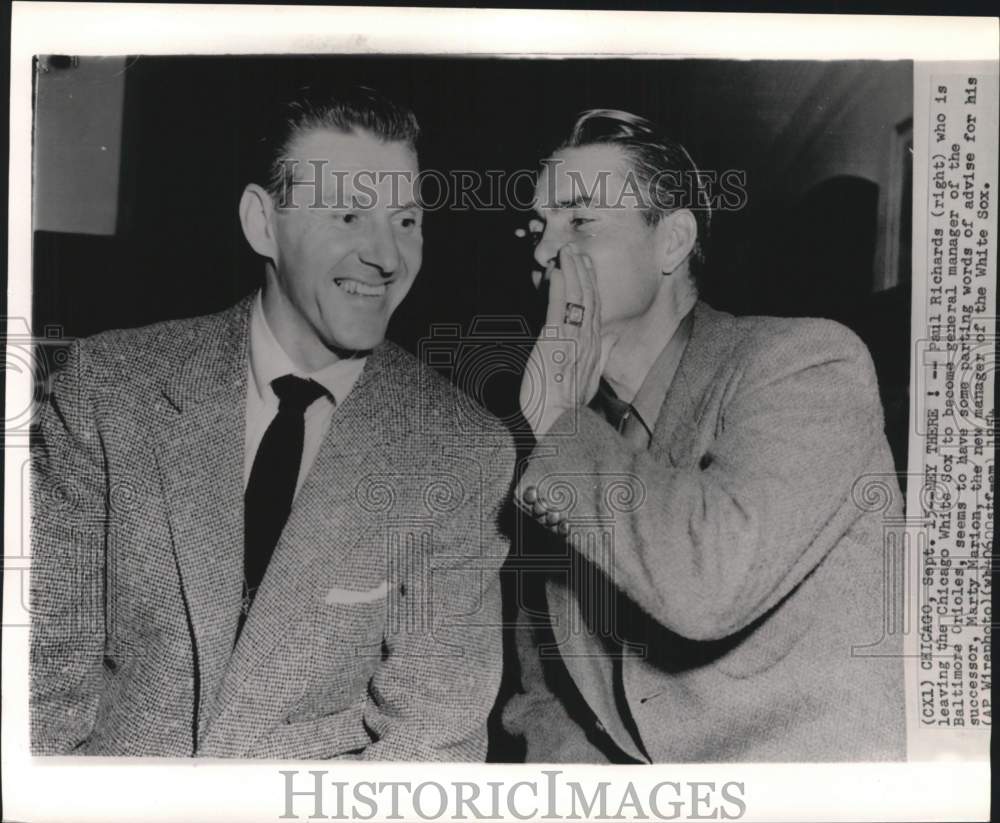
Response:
[559,108,710,285]
[255,83,420,202]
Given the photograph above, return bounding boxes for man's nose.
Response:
[533,224,562,271]
[359,218,401,276]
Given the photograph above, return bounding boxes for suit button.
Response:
[522,486,539,504]
[594,720,606,734]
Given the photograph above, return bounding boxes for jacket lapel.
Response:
[208,343,406,728]
[152,296,253,738]
[547,576,649,763]
[651,301,736,466]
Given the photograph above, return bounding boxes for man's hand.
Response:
[519,243,616,437]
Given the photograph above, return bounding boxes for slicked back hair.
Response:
[559,108,710,286]
[255,83,420,204]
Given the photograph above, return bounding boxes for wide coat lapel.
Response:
[650,301,736,466]
[152,296,253,740]
[207,342,407,730]
[545,574,650,763]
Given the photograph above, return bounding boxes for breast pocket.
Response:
[324,580,391,606]
[256,703,374,759]
[291,587,390,715]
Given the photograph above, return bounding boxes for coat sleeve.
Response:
[356,436,516,761]
[516,320,886,641]
[29,340,108,753]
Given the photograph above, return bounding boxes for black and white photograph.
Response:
[3,5,995,823]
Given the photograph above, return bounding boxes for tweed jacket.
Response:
[504,301,906,762]
[30,295,514,759]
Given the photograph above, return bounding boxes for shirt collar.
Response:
[249,290,367,405]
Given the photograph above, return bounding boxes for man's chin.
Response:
[323,333,383,360]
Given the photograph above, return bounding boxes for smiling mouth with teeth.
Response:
[334,278,389,298]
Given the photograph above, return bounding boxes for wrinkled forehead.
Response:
[283,126,420,207]
[533,144,636,212]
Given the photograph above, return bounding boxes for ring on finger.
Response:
[563,302,585,326]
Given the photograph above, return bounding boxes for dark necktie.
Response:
[589,378,653,761]
[592,378,653,449]
[241,375,328,621]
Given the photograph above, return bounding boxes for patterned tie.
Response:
[241,375,328,623]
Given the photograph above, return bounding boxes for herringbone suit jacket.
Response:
[30,295,514,759]
[504,302,906,762]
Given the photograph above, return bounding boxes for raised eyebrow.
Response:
[392,200,422,213]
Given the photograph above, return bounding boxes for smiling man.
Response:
[30,84,514,759]
[503,109,905,762]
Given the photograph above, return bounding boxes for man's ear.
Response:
[656,208,698,276]
[239,183,278,262]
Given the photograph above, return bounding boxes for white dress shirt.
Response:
[243,291,367,494]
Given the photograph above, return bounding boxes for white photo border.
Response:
[5,5,996,822]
